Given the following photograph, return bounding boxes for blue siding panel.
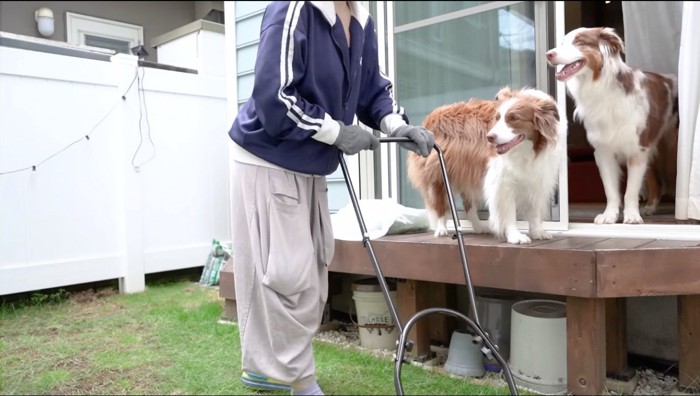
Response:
[236,44,258,74]
[237,73,255,101]
[236,14,265,45]
[235,1,271,19]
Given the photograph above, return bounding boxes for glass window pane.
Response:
[394,2,538,216]
[84,34,130,54]
[395,1,491,26]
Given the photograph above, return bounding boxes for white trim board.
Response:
[66,12,144,51]
[393,1,523,34]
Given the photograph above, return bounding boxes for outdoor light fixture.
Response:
[131,44,149,59]
[35,7,54,37]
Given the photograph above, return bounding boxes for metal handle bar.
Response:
[376,136,481,327]
[338,139,518,395]
[377,136,412,143]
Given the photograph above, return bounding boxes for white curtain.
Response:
[675,1,700,220]
[622,1,699,221]
[621,1,682,74]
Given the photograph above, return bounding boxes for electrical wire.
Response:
[0,68,140,176]
[130,66,156,170]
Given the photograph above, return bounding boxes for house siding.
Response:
[0,1,196,62]
[233,1,267,109]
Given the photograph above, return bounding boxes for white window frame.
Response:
[66,12,144,52]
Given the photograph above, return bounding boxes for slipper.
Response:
[241,371,292,392]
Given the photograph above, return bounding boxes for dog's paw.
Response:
[594,210,619,224]
[433,225,449,238]
[506,232,531,245]
[623,210,644,224]
[530,229,553,240]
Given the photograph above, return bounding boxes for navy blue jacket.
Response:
[228,1,408,175]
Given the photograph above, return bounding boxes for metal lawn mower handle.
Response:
[378,137,482,325]
[337,138,518,396]
[377,136,413,144]
[337,148,407,343]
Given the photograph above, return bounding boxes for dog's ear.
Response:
[599,27,625,56]
[533,100,560,154]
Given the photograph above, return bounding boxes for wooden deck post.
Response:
[567,297,606,395]
[397,280,448,357]
[678,295,700,392]
[605,298,630,377]
[218,258,237,321]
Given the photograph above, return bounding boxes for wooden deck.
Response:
[329,232,700,395]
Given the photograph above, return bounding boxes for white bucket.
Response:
[509,299,567,395]
[351,278,399,350]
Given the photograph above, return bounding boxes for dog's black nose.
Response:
[546,50,556,61]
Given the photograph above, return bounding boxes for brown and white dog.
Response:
[546,27,679,224]
[407,87,566,244]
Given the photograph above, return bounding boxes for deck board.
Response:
[579,238,655,250]
[530,236,608,250]
[596,248,700,297]
[636,239,700,248]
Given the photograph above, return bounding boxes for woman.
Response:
[228,2,434,394]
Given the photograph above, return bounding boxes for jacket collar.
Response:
[308,1,370,28]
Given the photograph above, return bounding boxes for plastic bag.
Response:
[199,239,232,286]
[331,199,429,241]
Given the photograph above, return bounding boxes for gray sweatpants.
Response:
[230,161,333,384]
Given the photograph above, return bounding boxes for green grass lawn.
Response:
[0,275,512,395]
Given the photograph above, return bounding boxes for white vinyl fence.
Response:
[0,41,230,295]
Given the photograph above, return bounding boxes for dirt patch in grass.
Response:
[51,355,91,371]
[69,288,118,304]
[49,366,166,395]
[69,302,126,322]
[4,346,43,361]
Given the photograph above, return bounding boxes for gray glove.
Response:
[333,122,380,155]
[391,125,435,157]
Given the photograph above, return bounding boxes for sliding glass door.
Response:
[372,1,565,229]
